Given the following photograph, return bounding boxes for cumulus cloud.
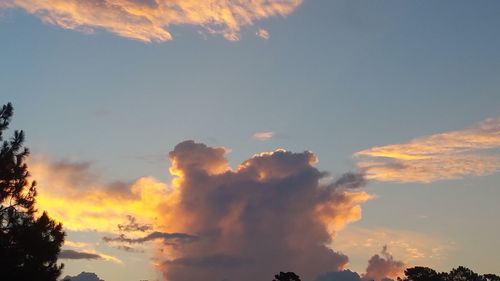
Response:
[363,246,405,281]
[355,117,500,183]
[2,0,303,42]
[312,247,405,281]
[29,140,372,281]
[158,141,371,281]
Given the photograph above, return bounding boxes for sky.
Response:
[1,0,500,280]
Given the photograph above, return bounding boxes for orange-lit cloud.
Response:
[29,158,176,233]
[355,117,500,183]
[29,140,372,281]
[2,0,303,42]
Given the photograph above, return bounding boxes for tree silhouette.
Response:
[483,274,500,281]
[398,266,443,281]
[273,272,302,281]
[445,266,482,281]
[0,103,65,281]
[398,266,500,281]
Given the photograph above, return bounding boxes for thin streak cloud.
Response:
[355,117,500,183]
[59,250,102,260]
[59,250,122,264]
[2,0,303,42]
[253,131,275,140]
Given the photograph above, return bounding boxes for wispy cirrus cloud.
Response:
[355,117,500,183]
[1,0,303,42]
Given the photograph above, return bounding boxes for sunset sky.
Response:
[1,1,500,281]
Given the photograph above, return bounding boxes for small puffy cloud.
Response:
[2,0,303,42]
[363,246,405,281]
[256,28,270,40]
[355,117,500,183]
[252,131,275,140]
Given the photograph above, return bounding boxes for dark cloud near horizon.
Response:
[59,250,101,260]
[63,272,104,281]
[156,141,372,281]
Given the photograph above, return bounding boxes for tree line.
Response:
[273,267,500,281]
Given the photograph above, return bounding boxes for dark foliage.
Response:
[0,103,65,281]
[398,266,500,281]
[273,272,302,281]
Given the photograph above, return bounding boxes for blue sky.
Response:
[1,1,500,280]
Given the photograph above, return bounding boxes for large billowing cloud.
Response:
[355,117,500,183]
[30,140,372,281]
[158,141,371,281]
[1,0,303,42]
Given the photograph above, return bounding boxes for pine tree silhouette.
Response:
[0,103,65,281]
